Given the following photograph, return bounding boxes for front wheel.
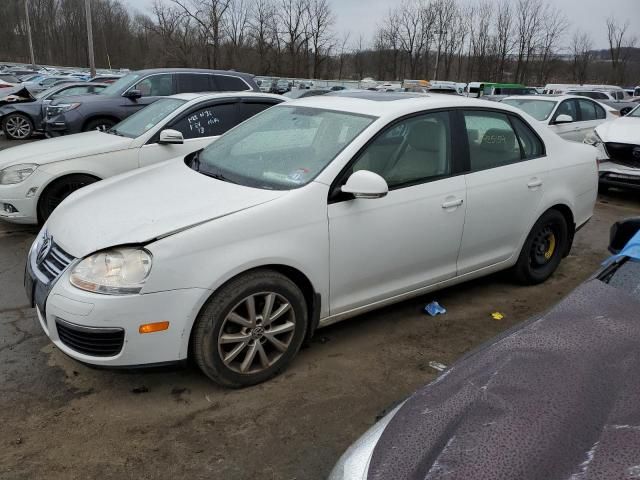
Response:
[2,113,34,140]
[513,210,569,285]
[192,270,308,388]
[83,118,116,132]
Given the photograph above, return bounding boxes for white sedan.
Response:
[25,92,598,387]
[0,92,283,223]
[586,104,640,191]
[502,95,617,142]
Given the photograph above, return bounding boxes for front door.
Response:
[328,111,466,315]
[550,99,583,142]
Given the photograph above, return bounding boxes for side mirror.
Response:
[554,114,574,124]
[609,217,640,254]
[158,129,184,145]
[123,89,142,100]
[341,170,388,199]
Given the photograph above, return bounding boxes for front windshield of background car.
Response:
[100,73,141,96]
[109,98,186,138]
[502,98,556,121]
[196,105,376,190]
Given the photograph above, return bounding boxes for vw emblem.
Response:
[36,235,53,265]
[633,147,640,160]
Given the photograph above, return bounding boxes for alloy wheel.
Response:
[217,292,296,375]
[5,116,31,139]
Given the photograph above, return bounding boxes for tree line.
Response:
[1,0,638,85]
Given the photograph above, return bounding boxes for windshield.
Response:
[109,98,185,138]
[196,105,375,190]
[503,99,557,121]
[100,73,141,96]
[628,105,640,118]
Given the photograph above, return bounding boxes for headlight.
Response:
[0,163,38,185]
[70,247,152,295]
[47,102,81,116]
[584,130,603,146]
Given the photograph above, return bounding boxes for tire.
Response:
[83,117,116,132]
[513,210,569,285]
[598,183,610,194]
[37,174,99,223]
[2,113,34,140]
[192,270,308,388]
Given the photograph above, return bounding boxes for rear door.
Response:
[175,73,215,94]
[457,109,548,274]
[139,101,240,168]
[576,98,606,141]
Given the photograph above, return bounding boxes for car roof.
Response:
[503,94,588,102]
[292,91,511,117]
[130,68,255,80]
[168,92,284,103]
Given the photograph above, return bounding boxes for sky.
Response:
[125,0,639,51]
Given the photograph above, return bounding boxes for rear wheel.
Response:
[83,117,116,132]
[513,210,569,285]
[192,270,308,388]
[37,174,99,223]
[2,113,34,140]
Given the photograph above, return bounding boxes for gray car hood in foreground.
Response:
[368,279,640,480]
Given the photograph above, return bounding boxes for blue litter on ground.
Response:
[425,301,446,316]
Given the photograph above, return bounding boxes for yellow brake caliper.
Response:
[544,233,556,260]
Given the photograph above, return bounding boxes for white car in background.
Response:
[24,92,597,388]
[586,104,640,192]
[0,92,283,223]
[502,95,617,142]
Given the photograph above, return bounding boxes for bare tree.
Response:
[494,0,514,82]
[607,17,637,85]
[307,0,335,78]
[571,30,592,84]
[536,4,569,84]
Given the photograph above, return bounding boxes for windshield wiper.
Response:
[106,128,124,137]
[201,170,237,184]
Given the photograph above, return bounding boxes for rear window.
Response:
[176,74,213,93]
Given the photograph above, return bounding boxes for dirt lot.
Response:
[1,134,640,479]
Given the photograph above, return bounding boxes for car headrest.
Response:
[481,128,517,152]
[407,120,445,152]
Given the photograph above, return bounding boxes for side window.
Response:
[350,111,451,189]
[134,74,174,97]
[578,99,597,121]
[464,110,521,171]
[554,100,578,122]
[170,103,238,139]
[594,103,606,120]
[511,116,545,159]
[237,102,278,123]
[214,75,250,92]
[176,74,211,94]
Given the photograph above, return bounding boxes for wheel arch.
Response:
[547,203,576,256]
[187,263,321,359]
[36,172,102,223]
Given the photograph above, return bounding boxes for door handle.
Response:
[442,199,464,209]
[527,179,543,189]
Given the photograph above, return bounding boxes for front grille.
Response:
[605,143,640,167]
[36,240,75,283]
[55,319,125,357]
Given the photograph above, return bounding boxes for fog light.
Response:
[3,203,17,214]
[26,187,38,198]
[139,321,170,334]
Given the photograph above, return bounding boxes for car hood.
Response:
[596,116,640,144]
[0,131,132,170]
[367,279,640,480]
[46,159,288,258]
[49,93,118,106]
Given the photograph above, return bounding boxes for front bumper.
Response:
[44,110,83,136]
[25,239,210,367]
[599,161,640,190]
[0,176,43,224]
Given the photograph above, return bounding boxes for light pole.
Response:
[24,0,35,66]
[85,0,96,77]
[433,29,447,81]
